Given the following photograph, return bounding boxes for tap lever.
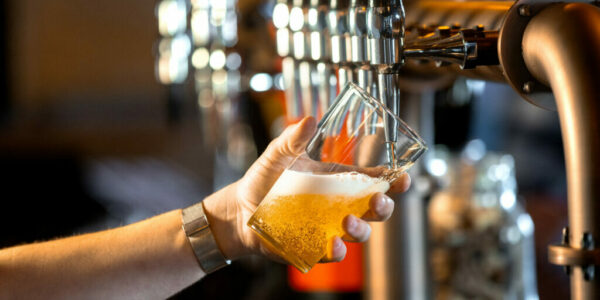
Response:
[404,27,499,69]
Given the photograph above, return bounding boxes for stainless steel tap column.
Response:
[308,0,335,116]
[290,0,319,117]
[349,0,375,94]
[328,0,353,90]
[366,0,404,163]
[274,0,303,120]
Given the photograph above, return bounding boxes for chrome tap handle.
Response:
[366,0,405,73]
[289,0,311,60]
[349,0,370,64]
[403,27,500,69]
[308,0,330,61]
[327,0,351,64]
[273,0,292,57]
[366,0,404,149]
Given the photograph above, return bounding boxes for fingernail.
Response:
[334,237,343,250]
[376,196,387,212]
[385,196,393,205]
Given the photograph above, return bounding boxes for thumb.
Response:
[260,116,317,172]
[271,116,317,158]
[241,117,317,204]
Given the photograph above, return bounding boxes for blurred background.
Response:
[0,0,571,299]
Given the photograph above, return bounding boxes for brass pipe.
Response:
[522,3,600,299]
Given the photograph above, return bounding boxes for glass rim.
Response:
[317,81,428,151]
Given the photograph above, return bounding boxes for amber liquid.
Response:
[248,192,376,273]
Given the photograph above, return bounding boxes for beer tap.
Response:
[366,0,405,167]
[308,0,336,117]
[348,0,378,135]
[403,25,500,70]
[327,0,353,91]
[275,0,304,121]
[289,0,318,117]
[348,0,374,93]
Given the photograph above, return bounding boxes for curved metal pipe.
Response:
[522,3,600,299]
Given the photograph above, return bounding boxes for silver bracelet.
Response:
[181,202,231,274]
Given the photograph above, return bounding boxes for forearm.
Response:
[0,210,203,300]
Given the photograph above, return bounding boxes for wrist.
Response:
[200,182,247,260]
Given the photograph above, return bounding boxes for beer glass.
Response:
[247,82,427,273]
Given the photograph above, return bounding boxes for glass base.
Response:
[248,218,313,273]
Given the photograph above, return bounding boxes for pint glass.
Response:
[247,82,427,273]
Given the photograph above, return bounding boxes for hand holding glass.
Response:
[247,82,427,273]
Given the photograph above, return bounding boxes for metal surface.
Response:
[549,245,600,267]
[378,73,400,144]
[366,0,405,73]
[497,0,555,110]
[520,3,600,299]
[328,0,350,64]
[404,28,499,69]
[400,0,511,83]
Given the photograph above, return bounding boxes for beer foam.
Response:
[268,169,390,197]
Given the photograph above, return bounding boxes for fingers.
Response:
[255,116,316,171]
[318,194,395,263]
[241,117,317,203]
[342,215,372,242]
[271,116,317,158]
[361,193,395,222]
[389,173,411,194]
[320,236,346,263]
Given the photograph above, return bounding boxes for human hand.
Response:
[202,116,411,263]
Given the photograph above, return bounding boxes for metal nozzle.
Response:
[366,0,404,147]
[404,27,499,69]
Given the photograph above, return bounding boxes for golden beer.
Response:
[247,169,389,273]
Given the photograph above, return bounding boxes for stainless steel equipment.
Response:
[157,0,600,298]
[280,0,600,298]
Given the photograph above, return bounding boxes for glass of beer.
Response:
[247,82,427,273]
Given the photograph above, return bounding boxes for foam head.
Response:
[268,169,390,197]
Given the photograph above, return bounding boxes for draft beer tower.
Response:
[277,0,600,298]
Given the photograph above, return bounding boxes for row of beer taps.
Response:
[274,0,501,123]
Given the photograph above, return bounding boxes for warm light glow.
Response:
[158,0,187,36]
[222,12,238,47]
[428,158,447,177]
[210,0,227,26]
[209,50,227,70]
[517,214,534,236]
[192,48,210,69]
[157,54,189,84]
[500,190,516,210]
[191,0,209,9]
[276,28,290,57]
[273,73,285,90]
[272,3,290,28]
[156,35,191,84]
[171,34,192,58]
[250,73,273,92]
[191,10,211,46]
[289,7,304,31]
